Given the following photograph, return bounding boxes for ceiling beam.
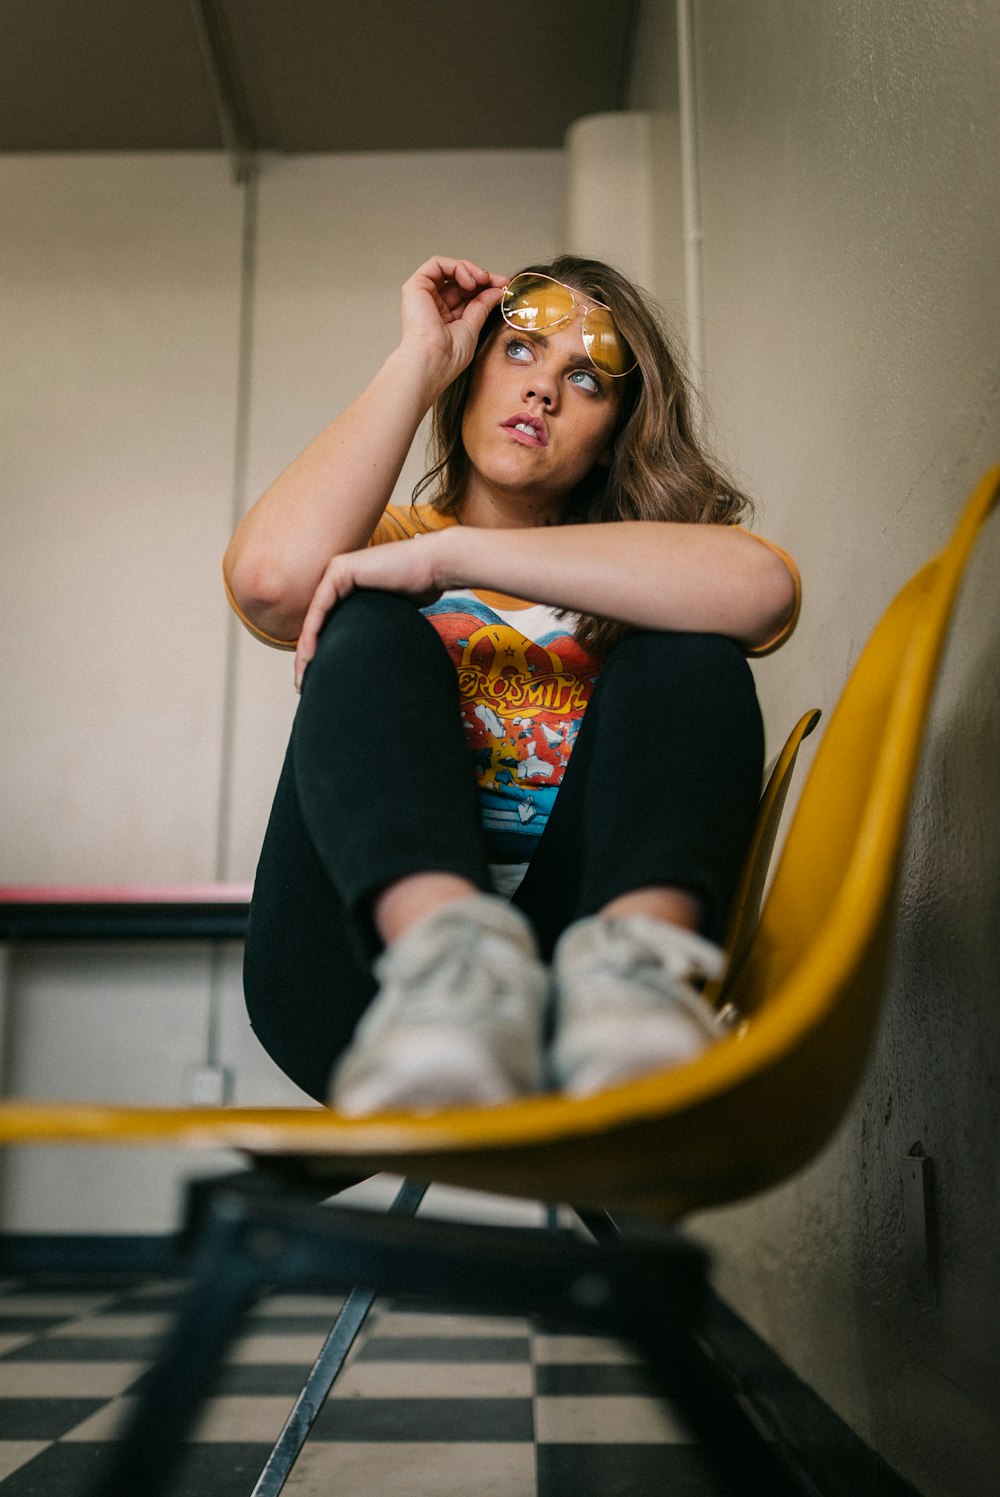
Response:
[188,0,255,182]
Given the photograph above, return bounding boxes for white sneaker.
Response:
[328,895,548,1116]
[550,915,727,1097]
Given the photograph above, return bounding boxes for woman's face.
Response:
[459,306,622,522]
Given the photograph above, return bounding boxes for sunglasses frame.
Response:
[500,272,638,379]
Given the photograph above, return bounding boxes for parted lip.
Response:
[501,412,548,446]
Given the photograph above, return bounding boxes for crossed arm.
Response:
[289,521,797,688]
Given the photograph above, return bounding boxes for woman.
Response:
[223,255,799,1115]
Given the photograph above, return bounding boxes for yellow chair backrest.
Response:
[707,464,1000,1187]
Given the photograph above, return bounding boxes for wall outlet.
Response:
[185,1064,233,1107]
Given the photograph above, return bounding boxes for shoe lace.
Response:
[570,925,707,1014]
[384,923,531,1027]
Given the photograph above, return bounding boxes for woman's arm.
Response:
[294,520,799,688]
[438,522,797,647]
[223,258,507,643]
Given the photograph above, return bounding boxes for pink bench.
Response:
[0,884,253,941]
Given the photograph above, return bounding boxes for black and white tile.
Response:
[0,1274,731,1495]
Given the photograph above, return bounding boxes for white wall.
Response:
[629,3,1000,1492]
[1,156,242,886]
[563,113,656,292]
[0,148,564,1231]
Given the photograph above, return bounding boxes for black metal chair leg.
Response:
[87,1191,270,1497]
[89,1170,815,1497]
[249,1178,427,1497]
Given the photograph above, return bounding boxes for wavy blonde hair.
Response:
[412,255,752,655]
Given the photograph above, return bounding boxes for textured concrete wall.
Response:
[630,3,1000,1491]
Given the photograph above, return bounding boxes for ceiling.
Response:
[0,0,642,157]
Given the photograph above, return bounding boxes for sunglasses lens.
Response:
[501,274,575,332]
[582,307,634,377]
[502,273,637,377]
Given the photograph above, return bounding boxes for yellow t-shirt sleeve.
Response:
[739,531,802,656]
[221,505,453,648]
[367,503,456,545]
[221,563,297,651]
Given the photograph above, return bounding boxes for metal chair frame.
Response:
[90,1167,809,1497]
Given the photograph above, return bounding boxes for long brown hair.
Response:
[412,255,753,655]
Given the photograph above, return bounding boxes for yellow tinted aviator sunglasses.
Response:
[500,272,638,379]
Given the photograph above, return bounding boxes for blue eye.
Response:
[504,336,534,362]
[569,368,601,394]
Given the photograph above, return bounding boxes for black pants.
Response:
[244,590,764,1101]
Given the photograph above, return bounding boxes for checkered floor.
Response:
[0,1270,734,1495]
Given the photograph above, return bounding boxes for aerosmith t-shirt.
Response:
[419,591,602,863]
[369,503,604,865]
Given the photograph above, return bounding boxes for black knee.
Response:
[308,589,433,663]
[603,627,749,677]
[301,589,454,703]
[596,630,760,725]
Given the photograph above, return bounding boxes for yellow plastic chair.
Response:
[0,465,996,1496]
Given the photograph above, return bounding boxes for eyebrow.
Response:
[515,328,551,348]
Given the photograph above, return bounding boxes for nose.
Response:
[521,359,559,409]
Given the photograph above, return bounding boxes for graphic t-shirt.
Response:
[369,503,604,868]
[419,591,603,863]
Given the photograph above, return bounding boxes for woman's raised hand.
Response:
[226,256,508,660]
[400,257,508,396]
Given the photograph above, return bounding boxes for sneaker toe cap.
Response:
[552,1011,715,1098]
[330,1028,525,1117]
